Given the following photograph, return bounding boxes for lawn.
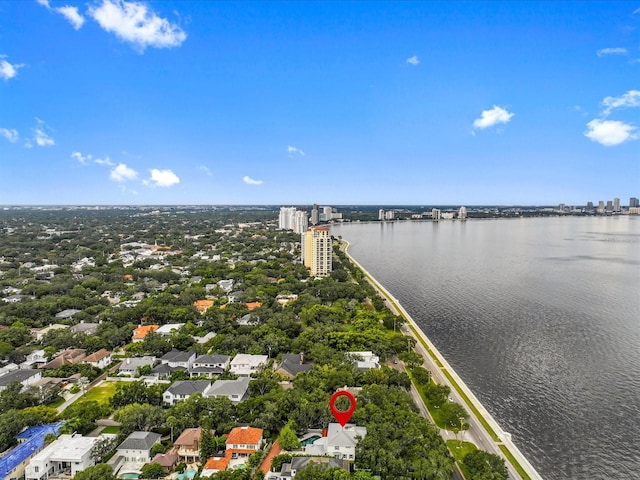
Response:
[81,381,117,405]
[446,440,476,462]
[101,426,120,434]
[446,440,476,479]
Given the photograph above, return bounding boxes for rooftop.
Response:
[226,426,263,446]
[132,324,159,339]
[117,431,162,451]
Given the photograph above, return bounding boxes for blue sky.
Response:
[0,0,638,205]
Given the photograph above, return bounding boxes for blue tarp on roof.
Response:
[0,422,64,480]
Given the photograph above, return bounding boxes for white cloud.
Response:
[287,145,305,156]
[584,119,639,146]
[56,6,86,30]
[198,165,213,176]
[596,47,628,57]
[88,0,187,51]
[36,0,50,7]
[601,90,640,116]
[71,151,92,164]
[0,128,18,143]
[242,175,263,185]
[30,118,54,147]
[110,163,138,182]
[472,105,514,130]
[0,58,24,80]
[406,56,420,66]
[71,151,116,166]
[94,156,115,166]
[145,168,180,187]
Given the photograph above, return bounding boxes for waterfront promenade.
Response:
[342,240,543,480]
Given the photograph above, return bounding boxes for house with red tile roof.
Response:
[201,455,230,476]
[193,299,215,314]
[226,426,263,460]
[245,302,262,311]
[132,324,159,342]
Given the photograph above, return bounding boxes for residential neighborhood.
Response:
[0,206,505,480]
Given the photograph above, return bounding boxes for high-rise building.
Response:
[613,198,620,213]
[587,201,594,210]
[458,206,467,219]
[606,200,613,212]
[279,207,308,234]
[384,210,395,220]
[311,204,319,225]
[432,208,441,220]
[293,210,308,234]
[597,201,605,213]
[322,206,333,221]
[303,226,332,277]
[629,197,639,208]
[378,209,385,220]
[278,207,297,230]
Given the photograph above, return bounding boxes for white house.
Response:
[229,354,268,376]
[0,369,41,392]
[24,434,99,480]
[155,323,185,336]
[118,356,157,376]
[20,350,49,368]
[160,349,196,370]
[304,423,367,461]
[116,431,162,464]
[163,380,211,406]
[82,349,112,369]
[346,351,380,370]
[190,354,230,378]
[203,377,250,404]
[218,279,234,293]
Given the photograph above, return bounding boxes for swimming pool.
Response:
[300,435,321,446]
[118,473,139,479]
[176,468,197,480]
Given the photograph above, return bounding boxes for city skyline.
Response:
[0,1,638,205]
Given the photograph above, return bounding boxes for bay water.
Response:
[331,216,640,480]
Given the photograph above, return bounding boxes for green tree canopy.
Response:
[73,463,116,480]
[140,462,165,479]
[277,420,301,451]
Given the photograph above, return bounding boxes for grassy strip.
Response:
[406,370,447,428]
[447,440,477,461]
[101,425,120,434]
[439,368,500,442]
[406,323,443,367]
[499,445,531,480]
[446,440,476,479]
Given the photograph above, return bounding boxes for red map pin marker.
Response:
[329,390,356,427]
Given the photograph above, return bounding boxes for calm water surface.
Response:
[332,216,640,480]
